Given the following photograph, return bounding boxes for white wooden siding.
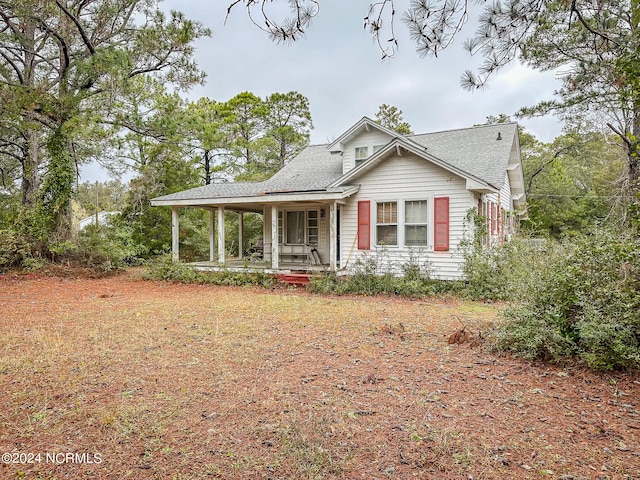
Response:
[340,153,476,280]
[484,192,498,205]
[500,173,512,212]
[342,130,394,174]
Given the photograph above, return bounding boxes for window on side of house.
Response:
[376,201,397,246]
[355,146,368,166]
[405,200,428,246]
[372,144,385,153]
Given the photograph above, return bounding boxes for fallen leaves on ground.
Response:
[0,271,638,479]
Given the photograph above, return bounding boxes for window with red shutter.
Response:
[357,200,370,250]
[434,197,449,251]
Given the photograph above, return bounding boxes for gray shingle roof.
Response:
[260,144,344,192]
[410,123,518,189]
[152,122,518,203]
[152,144,345,203]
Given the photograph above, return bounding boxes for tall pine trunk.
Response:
[20,19,39,206]
[39,126,75,241]
[21,127,40,206]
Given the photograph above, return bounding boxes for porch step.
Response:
[276,273,312,286]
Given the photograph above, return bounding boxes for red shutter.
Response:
[491,203,497,235]
[357,200,370,250]
[434,197,449,251]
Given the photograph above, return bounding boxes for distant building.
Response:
[78,211,120,230]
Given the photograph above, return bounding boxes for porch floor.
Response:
[190,258,330,274]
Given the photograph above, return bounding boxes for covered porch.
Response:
[190,258,331,274]
[164,193,348,273]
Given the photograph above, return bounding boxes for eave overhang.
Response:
[150,186,360,208]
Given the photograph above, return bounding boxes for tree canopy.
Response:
[375,104,412,135]
[0,0,209,240]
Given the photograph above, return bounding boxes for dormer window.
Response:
[355,146,368,166]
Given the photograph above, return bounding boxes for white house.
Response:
[78,211,120,230]
[150,117,526,280]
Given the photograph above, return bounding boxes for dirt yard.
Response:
[0,271,639,479]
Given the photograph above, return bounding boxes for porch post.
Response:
[209,208,215,262]
[238,212,244,259]
[329,201,337,271]
[217,207,225,264]
[271,204,279,269]
[171,206,179,262]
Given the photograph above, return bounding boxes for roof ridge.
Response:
[408,122,518,138]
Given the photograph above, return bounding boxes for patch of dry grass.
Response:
[0,273,639,479]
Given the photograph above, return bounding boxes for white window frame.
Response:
[404,199,429,247]
[285,210,306,244]
[279,209,321,245]
[354,146,369,166]
[307,210,319,245]
[376,201,398,246]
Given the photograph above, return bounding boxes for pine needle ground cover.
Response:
[1,273,638,479]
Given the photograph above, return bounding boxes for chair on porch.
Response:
[307,245,322,265]
[247,236,264,259]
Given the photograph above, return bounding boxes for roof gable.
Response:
[327,116,401,153]
[329,136,495,192]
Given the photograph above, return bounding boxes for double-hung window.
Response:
[355,146,368,166]
[376,202,397,246]
[405,200,428,246]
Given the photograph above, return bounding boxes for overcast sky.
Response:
[82,0,564,182]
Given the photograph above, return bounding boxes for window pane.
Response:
[307,210,318,245]
[355,147,368,160]
[405,200,427,224]
[405,225,428,246]
[286,211,305,244]
[377,202,397,224]
[377,225,397,245]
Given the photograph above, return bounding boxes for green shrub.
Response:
[307,254,457,298]
[0,229,42,272]
[74,223,145,272]
[306,272,339,294]
[491,306,578,362]
[142,255,200,282]
[461,236,556,301]
[142,255,276,288]
[491,229,640,370]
